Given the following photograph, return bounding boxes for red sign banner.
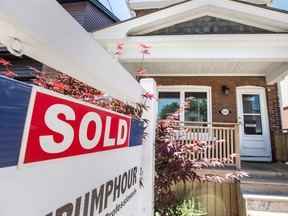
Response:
[24,92,131,164]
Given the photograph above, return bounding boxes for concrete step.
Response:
[240,177,288,195]
[246,170,288,179]
[243,194,288,215]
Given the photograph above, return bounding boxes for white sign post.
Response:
[139,79,157,216]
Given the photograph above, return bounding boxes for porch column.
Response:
[235,123,241,169]
[139,78,157,216]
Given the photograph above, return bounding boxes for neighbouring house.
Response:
[57,0,120,32]
[92,0,288,163]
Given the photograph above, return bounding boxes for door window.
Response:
[242,94,262,135]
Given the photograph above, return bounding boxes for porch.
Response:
[174,121,288,167]
[174,161,288,216]
[174,121,288,215]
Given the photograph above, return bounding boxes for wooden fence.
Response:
[173,180,240,216]
[274,129,288,162]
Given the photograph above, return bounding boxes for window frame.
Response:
[157,85,212,122]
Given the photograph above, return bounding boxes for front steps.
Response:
[239,164,288,215]
[244,194,288,216]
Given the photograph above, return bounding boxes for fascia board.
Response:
[111,34,288,62]
[128,0,273,10]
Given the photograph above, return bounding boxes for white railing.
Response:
[174,121,241,169]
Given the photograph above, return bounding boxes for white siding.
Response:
[280,76,288,107]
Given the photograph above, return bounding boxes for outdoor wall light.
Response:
[222,85,230,95]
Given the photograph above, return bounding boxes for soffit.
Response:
[121,61,288,77]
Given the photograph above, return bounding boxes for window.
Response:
[157,86,211,122]
[184,92,207,122]
[158,92,180,119]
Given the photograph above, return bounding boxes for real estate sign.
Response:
[0,76,143,216]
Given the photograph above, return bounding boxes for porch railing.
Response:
[274,129,288,162]
[174,121,241,169]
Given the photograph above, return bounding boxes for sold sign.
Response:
[0,77,143,216]
[22,91,136,164]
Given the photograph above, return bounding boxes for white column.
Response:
[277,81,284,129]
[138,78,157,216]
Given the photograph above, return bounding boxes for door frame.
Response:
[236,86,272,161]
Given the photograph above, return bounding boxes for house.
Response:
[0,0,287,214]
[92,0,288,163]
[91,1,288,214]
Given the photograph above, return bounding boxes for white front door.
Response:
[236,86,271,161]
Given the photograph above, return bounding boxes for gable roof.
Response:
[91,0,288,84]
[92,0,288,39]
[140,15,274,35]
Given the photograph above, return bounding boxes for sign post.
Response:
[139,78,157,216]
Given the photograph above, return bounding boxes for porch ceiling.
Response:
[98,33,288,84]
[121,61,288,80]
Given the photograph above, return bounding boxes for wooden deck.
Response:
[241,161,288,176]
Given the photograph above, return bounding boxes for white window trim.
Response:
[157,85,212,122]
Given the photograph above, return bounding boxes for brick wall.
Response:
[153,76,267,122]
[266,84,282,161]
[152,76,282,161]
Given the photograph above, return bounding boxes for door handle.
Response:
[238,117,243,125]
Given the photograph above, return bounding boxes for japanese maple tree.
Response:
[154,98,249,213]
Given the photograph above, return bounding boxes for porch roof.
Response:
[92,0,288,84]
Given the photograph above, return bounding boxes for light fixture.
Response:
[222,85,230,95]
